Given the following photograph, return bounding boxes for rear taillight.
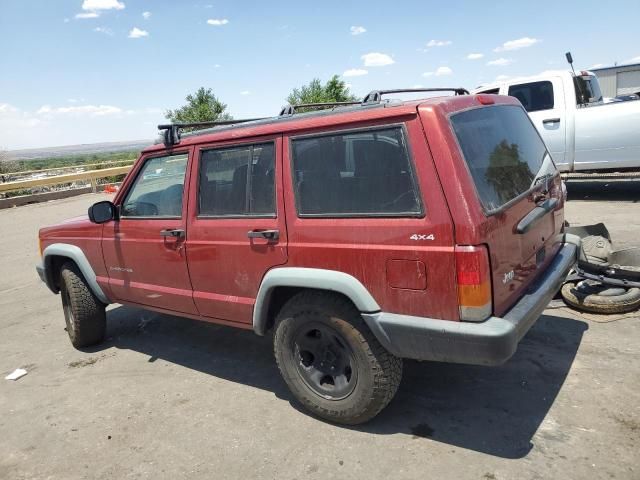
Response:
[455,245,492,322]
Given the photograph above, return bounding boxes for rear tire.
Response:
[60,261,106,348]
[273,291,402,425]
[561,280,640,314]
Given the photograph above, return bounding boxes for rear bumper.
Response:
[362,241,578,366]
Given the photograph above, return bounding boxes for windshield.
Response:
[450,105,557,212]
[574,75,603,105]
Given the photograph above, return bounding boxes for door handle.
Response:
[247,229,279,241]
[160,229,185,238]
[542,118,560,124]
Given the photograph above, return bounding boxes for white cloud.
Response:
[361,52,394,67]
[37,104,123,116]
[494,37,540,52]
[207,18,229,26]
[343,68,368,77]
[350,26,366,35]
[495,75,510,81]
[82,0,125,10]
[625,56,640,63]
[142,11,151,19]
[589,63,604,69]
[426,39,452,47]
[214,64,221,68]
[467,53,484,60]
[411,84,424,89]
[75,12,100,19]
[128,27,149,38]
[240,91,250,95]
[93,27,113,35]
[487,58,513,66]
[422,66,453,77]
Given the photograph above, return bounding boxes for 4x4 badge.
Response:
[409,234,435,241]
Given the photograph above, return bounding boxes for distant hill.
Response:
[8,140,154,161]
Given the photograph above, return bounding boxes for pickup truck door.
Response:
[184,136,288,325]
[506,78,568,170]
[101,149,198,315]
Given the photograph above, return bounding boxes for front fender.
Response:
[252,267,380,335]
[39,243,110,304]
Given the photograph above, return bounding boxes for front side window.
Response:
[291,127,422,217]
[121,153,188,218]
[508,81,554,112]
[451,105,556,212]
[199,142,275,216]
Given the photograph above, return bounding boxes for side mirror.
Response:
[88,201,117,224]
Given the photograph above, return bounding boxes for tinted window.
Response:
[199,143,275,216]
[451,105,556,212]
[508,81,554,112]
[291,127,421,217]
[121,153,188,218]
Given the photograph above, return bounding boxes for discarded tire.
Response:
[561,280,640,314]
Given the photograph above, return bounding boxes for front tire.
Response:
[60,261,106,348]
[273,291,402,425]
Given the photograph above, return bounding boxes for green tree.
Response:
[286,75,359,108]
[165,87,232,125]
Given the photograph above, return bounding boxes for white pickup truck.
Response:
[474,70,640,172]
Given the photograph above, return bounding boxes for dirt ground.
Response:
[1,180,638,480]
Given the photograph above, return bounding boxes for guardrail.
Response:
[0,165,132,193]
[3,159,134,178]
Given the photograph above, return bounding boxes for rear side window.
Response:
[199,143,275,216]
[291,127,422,217]
[508,81,554,112]
[451,105,555,212]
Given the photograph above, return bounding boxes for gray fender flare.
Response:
[252,267,380,335]
[41,243,110,304]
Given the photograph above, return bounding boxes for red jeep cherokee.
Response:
[37,89,579,424]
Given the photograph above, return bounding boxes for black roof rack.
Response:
[279,101,361,116]
[157,88,470,146]
[362,87,469,104]
[157,118,267,146]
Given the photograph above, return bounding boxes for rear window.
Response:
[291,127,422,217]
[450,105,555,212]
[508,81,554,112]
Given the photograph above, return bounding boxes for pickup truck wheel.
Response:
[60,261,106,348]
[561,280,640,314]
[273,291,402,425]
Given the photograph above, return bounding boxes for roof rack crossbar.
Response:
[279,101,361,116]
[157,118,267,146]
[362,87,469,104]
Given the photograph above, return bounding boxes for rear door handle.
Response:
[160,229,185,238]
[247,229,279,241]
[516,198,559,234]
[542,118,560,124]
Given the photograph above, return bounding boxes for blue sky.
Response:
[1,0,638,150]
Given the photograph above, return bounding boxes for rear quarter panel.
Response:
[282,114,459,320]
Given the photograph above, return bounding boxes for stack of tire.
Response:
[561,234,640,314]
